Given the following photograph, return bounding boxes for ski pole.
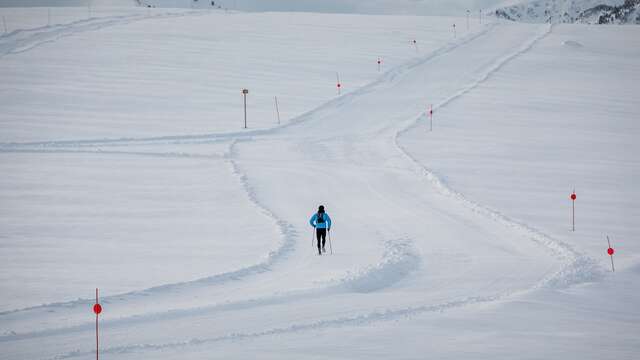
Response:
[312,228,315,250]
[328,229,333,255]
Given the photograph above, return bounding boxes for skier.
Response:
[309,205,332,255]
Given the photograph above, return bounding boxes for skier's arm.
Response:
[309,214,317,227]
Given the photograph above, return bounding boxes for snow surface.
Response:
[0,6,639,360]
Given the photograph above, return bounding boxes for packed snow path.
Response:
[3,13,639,357]
[0,21,607,360]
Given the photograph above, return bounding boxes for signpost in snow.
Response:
[242,89,249,128]
[377,57,382,72]
[336,73,341,95]
[570,190,576,231]
[466,10,470,31]
[429,104,433,131]
[607,236,615,272]
[479,9,483,24]
[93,288,102,360]
[453,24,457,39]
[412,39,418,52]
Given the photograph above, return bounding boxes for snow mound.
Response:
[540,256,604,289]
[338,239,420,293]
[562,40,584,47]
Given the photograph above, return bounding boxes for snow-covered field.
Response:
[0,6,638,360]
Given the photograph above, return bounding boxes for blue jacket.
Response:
[310,212,332,229]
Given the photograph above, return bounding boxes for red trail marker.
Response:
[570,190,576,231]
[607,236,615,272]
[93,288,102,360]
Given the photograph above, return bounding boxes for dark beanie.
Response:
[318,205,325,213]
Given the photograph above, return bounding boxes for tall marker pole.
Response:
[2,16,7,34]
[607,236,615,272]
[377,57,381,72]
[93,288,102,360]
[479,9,482,24]
[466,10,470,31]
[453,24,456,39]
[570,190,576,231]
[242,89,249,129]
[429,104,433,131]
[336,72,341,95]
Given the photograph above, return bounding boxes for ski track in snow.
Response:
[0,24,502,317]
[0,140,297,319]
[0,25,501,318]
[50,293,507,360]
[0,10,207,59]
[393,23,602,290]
[2,239,421,346]
[0,21,604,358]
[0,22,499,150]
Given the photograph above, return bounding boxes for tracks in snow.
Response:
[59,22,607,357]
[0,10,206,59]
[393,23,601,290]
[3,239,421,348]
[0,140,297,320]
[0,22,601,359]
[0,22,498,151]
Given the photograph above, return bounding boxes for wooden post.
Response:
[242,89,249,129]
[274,96,281,125]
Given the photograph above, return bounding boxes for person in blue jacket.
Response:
[310,205,332,255]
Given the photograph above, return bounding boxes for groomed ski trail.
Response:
[393,23,600,290]
[0,22,602,360]
[0,21,500,320]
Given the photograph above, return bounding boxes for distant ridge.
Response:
[492,0,640,24]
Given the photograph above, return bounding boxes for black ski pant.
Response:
[316,228,326,251]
